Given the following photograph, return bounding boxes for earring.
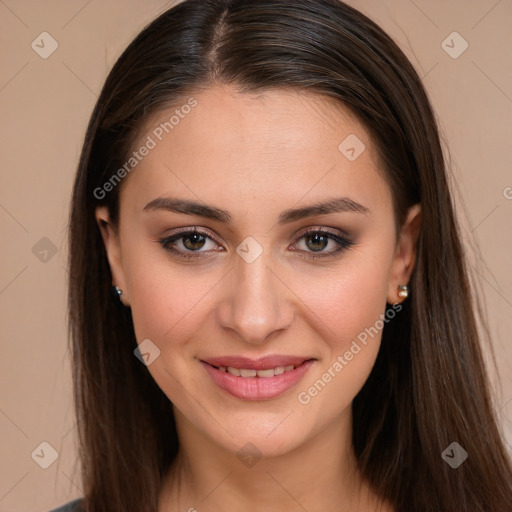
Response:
[397,285,408,299]
[111,285,123,300]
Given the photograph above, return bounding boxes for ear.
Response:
[95,206,130,307]
[387,203,422,304]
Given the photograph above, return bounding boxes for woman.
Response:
[55,0,512,510]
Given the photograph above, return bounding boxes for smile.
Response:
[216,365,296,378]
[200,355,316,400]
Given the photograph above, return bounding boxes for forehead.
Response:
[121,85,391,219]
[139,84,373,162]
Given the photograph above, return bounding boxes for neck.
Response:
[158,406,392,512]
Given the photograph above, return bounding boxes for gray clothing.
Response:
[48,498,83,512]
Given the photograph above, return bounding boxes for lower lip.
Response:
[201,360,315,400]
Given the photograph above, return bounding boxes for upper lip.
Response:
[201,355,314,370]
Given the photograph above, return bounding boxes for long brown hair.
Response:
[68,1,512,510]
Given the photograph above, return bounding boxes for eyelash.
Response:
[158,226,354,261]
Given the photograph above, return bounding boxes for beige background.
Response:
[0,1,511,510]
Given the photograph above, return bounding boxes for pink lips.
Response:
[200,355,315,400]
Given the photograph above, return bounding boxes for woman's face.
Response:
[97,85,420,457]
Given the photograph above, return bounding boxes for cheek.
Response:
[296,254,391,352]
[122,243,213,348]
[292,247,392,412]
[295,303,387,423]
[124,251,216,410]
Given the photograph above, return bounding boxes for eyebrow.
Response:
[142,196,369,224]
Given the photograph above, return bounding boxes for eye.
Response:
[292,227,354,259]
[159,228,223,260]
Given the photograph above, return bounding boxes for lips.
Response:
[200,355,315,400]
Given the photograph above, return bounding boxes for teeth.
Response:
[240,368,257,377]
[256,368,276,378]
[219,365,297,377]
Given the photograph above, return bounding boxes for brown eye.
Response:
[294,228,354,259]
[304,232,330,252]
[182,232,207,250]
[159,228,220,259]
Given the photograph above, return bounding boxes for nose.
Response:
[216,247,294,345]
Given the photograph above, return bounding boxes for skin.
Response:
[96,84,421,512]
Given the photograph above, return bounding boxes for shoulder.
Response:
[48,497,84,512]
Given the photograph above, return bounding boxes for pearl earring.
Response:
[397,285,408,299]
